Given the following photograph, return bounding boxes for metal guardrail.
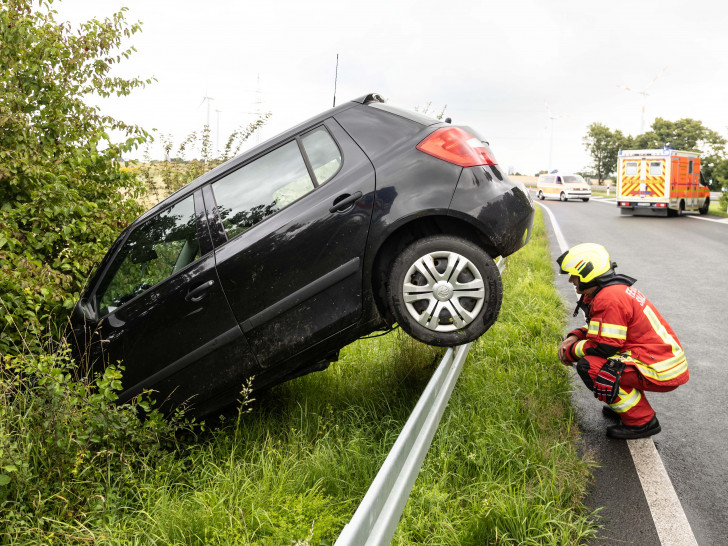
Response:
[335,257,505,546]
[334,342,472,546]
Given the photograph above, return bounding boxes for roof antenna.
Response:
[333,54,339,107]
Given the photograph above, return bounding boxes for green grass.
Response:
[1,209,599,544]
[97,209,596,545]
[709,199,727,217]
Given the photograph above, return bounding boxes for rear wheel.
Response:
[582,198,590,202]
[560,192,567,202]
[387,235,502,347]
[699,197,710,215]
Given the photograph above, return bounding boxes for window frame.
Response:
[90,191,211,317]
[625,161,639,177]
[206,123,344,245]
[649,161,663,177]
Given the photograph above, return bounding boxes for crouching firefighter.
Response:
[556,243,689,439]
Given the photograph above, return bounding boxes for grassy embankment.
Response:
[92,208,597,545]
[1,208,599,544]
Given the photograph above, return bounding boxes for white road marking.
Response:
[628,439,698,546]
[537,200,698,546]
[687,215,728,224]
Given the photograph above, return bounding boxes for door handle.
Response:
[185,280,215,302]
[329,191,363,213]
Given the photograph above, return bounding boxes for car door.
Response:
[210,119,376,370]
[85,190,257,413]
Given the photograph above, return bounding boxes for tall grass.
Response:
[1,209,599,544]
[96,209,597,545]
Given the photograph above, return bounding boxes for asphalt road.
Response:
[535,194,728,546]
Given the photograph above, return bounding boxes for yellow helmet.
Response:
[556,243,614,287]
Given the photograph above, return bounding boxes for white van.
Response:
[536,173,591,202]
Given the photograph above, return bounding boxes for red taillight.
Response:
[416,127,497,167]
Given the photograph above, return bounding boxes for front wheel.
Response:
[560,192,567,202]
[387,235,503,347]
[538,190,545,200]
[699,197,710,215]
[582,198,590,202]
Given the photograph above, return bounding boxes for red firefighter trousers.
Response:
[576,356,677,426]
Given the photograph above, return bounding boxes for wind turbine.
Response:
[199,93,215,126]
[617,66,668,134]
[215,108,222,153]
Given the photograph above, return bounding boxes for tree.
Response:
[0,0,151,353]
[634,118,727,187]
[583,123,628,183]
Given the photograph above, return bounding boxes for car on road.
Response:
[536,173,591,201]
[67,93,535,416]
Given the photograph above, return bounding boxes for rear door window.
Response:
[212,141,314,239]
[211,127,342,240]
[625,162,639,176]
[301,127,342,184]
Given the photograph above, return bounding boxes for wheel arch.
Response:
[368,214,499,324]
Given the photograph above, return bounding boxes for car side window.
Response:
[301,127,342,185]
[96,196,200,316]
[212,140,315,239]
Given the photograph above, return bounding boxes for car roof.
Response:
[134,93,391,225]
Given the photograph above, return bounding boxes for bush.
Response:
[0,0,151,354]
[0,337,192,542]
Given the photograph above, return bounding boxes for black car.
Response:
[68,93,534,416]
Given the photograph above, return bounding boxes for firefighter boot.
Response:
[602,406,620,420]
[606,416,661,439]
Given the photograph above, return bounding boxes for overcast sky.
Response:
[53,0,728,176]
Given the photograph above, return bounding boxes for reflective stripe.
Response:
[639,306,688,381]
[601,322,627,340]
[574,339,587,359]
[588,320,600,336]
[636,358,688,381]
[610,387,642,413]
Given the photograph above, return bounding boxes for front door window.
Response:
[96,196,199,316]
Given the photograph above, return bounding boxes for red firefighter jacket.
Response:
[565,283,688,387]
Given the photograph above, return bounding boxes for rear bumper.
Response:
[449,166,535,257]
[617,201,669,216]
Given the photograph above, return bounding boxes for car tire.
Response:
[699,197,709,215]
[387,235,502,347]
[582,198,590,202]
[538,190,545,200]
[560,192,567,201]
[677,200,685,216]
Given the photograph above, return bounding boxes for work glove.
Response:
[593,358,626,404]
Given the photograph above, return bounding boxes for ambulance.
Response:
[616,148,711,216]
